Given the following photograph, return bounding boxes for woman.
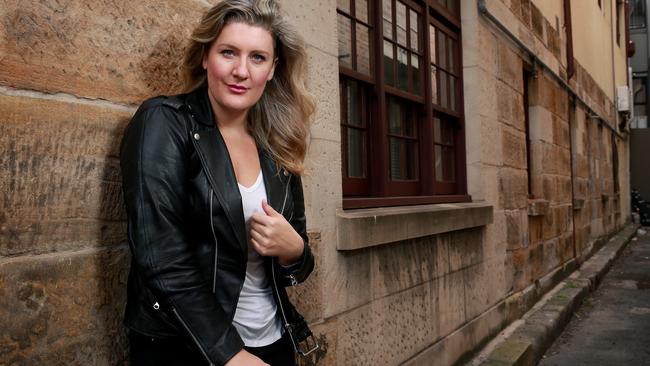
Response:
[119,1,316,365]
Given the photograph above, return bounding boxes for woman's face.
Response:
[203,22,277,118]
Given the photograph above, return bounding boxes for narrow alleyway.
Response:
[538,230,650,366]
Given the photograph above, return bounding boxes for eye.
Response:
[251,54,267,63]
[220,49,235,57]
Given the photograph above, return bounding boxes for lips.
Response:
[227,84,248,94]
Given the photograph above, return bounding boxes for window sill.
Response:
[336,202,493,251]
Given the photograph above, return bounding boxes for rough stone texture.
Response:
[0,0,209,104]
[0,247,129,365]
[0,93,131,257]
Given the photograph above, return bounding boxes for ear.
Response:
[267,57,278,81]
[202,54,208,70]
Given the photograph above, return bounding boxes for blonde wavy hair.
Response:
[183,0,315,175]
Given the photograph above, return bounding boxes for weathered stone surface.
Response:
[287,231,322,323]
[0,0,208,104]
[337,281,438,366]
[0,94,131,256]
[497,42,522,92]
[370,234,447,298]
[502,126,527,169]
[0,247,129,365]
[438,270,467,337]
[499,168,528,210]
[448,228,485,272]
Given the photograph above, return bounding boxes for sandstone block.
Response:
[337,282,438,366]
[497,42,522,92]
[287,230,323,322]
[528,215,543,246]
[0,247,129,365]
[438,270,467,337]
[499,168,528,210]
[502,126,527,169]
[0,0,209,104]
[497,81,514,125]
[448,228,485,272]
[0,94,131,256]
[505,209,523,249]
[370,235,441,298]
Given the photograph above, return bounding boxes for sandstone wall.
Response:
[0,0,631,365]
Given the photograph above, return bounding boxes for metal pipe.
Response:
[477,0,624,139]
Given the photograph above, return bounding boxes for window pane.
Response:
[434,117,454,145]
[388,96,402,134]
[384,40,395,86]
[383,0,393,39]
[346,81,362,127]
[337,0,350,13]
[437,30,447,70]
[634,77,646,104]
[357,0,369,23]
[448,38,455,74]
[397,46,409,91]
[429,25,437,65]
[431,65,438,104]
[434,145,443,181]
[390,138,417,180]
[356,24,371,75]
[435,145,455,182]
[409,9,419,52]
[631,0,646,28]
[396,1,407,46]
[443,146,455,181]
[439,70,448,108]
[338,15,353,68]
[449,75,456,112]
[412,54,421,95]
[347,128,366,177]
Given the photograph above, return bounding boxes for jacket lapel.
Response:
[186,89,247,256]
[259,149,286,214]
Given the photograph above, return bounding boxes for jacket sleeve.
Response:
[278,174,314,286]
[120,102,243,366]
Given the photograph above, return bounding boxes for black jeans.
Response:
[129,330,295,366]
[245,332,296,366]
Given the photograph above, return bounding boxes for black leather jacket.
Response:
[120,87,314,365]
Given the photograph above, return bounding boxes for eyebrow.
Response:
[215,43,273,56]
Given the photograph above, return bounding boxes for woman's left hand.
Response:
[249,200,304,265]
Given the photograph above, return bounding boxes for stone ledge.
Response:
[527,199,550,216]
[336,202,493,251]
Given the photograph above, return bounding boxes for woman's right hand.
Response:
[224,349,269,366]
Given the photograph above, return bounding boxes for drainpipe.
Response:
[477,0,624,139]
[564,0,575,79]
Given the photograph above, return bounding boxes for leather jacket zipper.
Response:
[209,190,218,293]
[270,174,299,351]
[171,307,214,366]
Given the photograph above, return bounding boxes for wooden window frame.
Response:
[338,0,469,209]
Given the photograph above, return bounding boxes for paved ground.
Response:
[538,230,650,366]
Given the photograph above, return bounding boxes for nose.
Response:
[232,57,250,79]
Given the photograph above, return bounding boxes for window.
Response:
[633,76,648,128]
[338,0,467,208]
[630,0,646,28]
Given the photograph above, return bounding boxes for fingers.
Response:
[261,199,279,217]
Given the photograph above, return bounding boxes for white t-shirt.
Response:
[232,171,283,347]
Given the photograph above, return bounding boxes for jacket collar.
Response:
[185,87,290,257]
